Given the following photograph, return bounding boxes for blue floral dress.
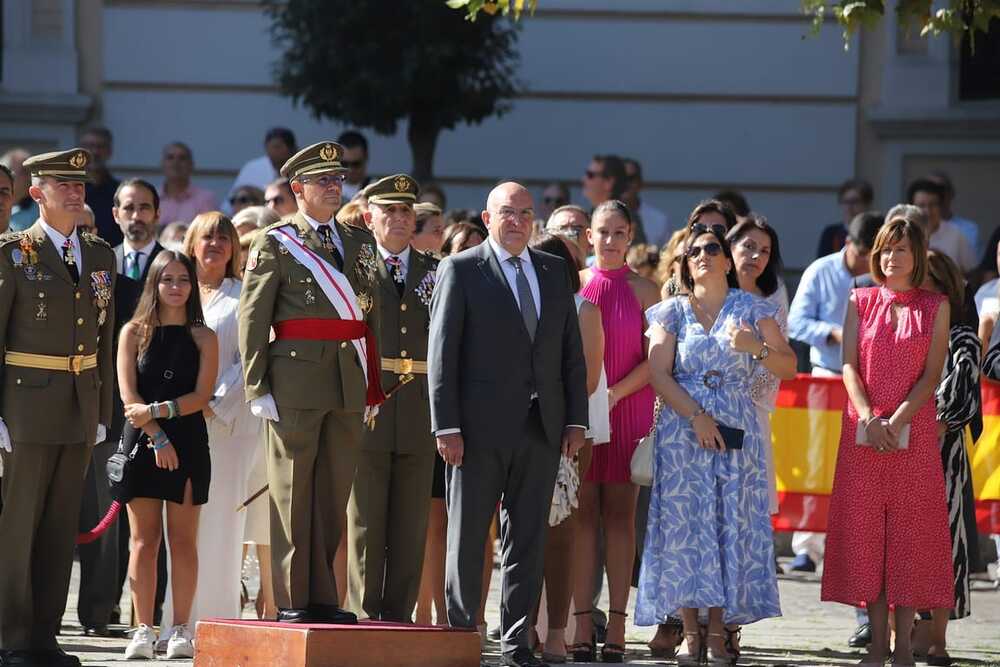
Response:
[635,290,782,626]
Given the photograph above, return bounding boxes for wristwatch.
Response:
[753,342,770,361]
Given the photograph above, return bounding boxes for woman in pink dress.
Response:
[821,217,954,667]
[570,200,658,663]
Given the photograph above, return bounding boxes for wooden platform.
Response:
[193,618,481,667]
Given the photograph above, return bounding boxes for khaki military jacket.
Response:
[238,213,381,413]
[363,248,436,454]
[0,221,115,445]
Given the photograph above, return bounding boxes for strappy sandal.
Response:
[723,625,741,659]
[678,630,705,666]
[568,609,596,663]
[706,631,736,665]
[600,609,627,663]
[647,619,683,659]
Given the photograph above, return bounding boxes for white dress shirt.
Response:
[302,212,345,260]
[638,200,670,247]
[226,155,278,213]
[117,238,158,277]
[39,219,82,272]
[930,221,976,272]
[488,236,541,319]
[377,244,411,282]
[975,277,999,317]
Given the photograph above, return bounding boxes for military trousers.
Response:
[346,448,435,621]
[0,442,90,651]
[266,405,360,610]
[77,439,119,628]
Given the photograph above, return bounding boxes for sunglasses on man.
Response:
[230,195,259,206]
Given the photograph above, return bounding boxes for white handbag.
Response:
[630,399,662,487]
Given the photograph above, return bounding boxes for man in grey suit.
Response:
[428,182,588,667]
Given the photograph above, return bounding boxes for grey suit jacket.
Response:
[428,240,588,448]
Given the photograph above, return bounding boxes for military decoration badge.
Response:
[355,243,379,285]
[90,270,112,326]
[13,235,40,280]
[415,270,436,308]
[356,291,373,314]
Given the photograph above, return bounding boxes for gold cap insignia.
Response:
[319,143,337,162]
[394,176,410,193]
[69,152,87,169]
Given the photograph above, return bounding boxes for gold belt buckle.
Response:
[398,358,413,375]
[68,355,84,375]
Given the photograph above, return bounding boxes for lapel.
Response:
[529,248,557,348]
[339,222,362,277]
[141,242,164,282]
[404,249,428,298]
[27,221,73,285]
[114,244,125,274]
[476,241,530,340]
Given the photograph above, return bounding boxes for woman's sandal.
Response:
[568,609,596,663]
[706,631,736,665]
[678,630,705,666]
[647,620,684,659]
[600,609,628,663]
[724,625,741,659]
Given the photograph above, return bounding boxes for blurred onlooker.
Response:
[238,230,262,274]
[226,127,297,209]
[335,200,369,229]
[623,158,669,246]
[76,204,97,236]
[337,130,372,200]
[159,142,217,225]
[159,222,189,253]
[412,201,445,256]
[419,183,447,211]
[264,178,297,217]
[114,179,164,280]
[539,182,570,221]
[974,240,1000,318]
[0,162,13,233]
[626,244,660,282]
[441,221,486,257]
[817,179,875,258]
[930,171,979,259]
[546,204,591,260]
[713,189,751,225]
[82,126,123,245]
[228,185,265,215]
[1,150,35,231]
[582,156,629,231]
[656,227,690,298]
[232,205,280,237]
[909,178,975,272]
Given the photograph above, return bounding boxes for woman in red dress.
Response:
[821,217,954,667]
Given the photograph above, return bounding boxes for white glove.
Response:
[250,394,280,422]
[0,417,10,453]
[95,423,107,445]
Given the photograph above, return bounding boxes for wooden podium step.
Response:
[193,618,481,667]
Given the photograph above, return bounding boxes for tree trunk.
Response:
[407,112,441,184]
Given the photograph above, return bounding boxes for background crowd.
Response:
[0,125,997,667]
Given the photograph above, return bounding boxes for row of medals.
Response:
[12,237,110,325]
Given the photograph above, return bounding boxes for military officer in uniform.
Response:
[345,174,438,622]
[0,149,115,667]
[238,141,384,625]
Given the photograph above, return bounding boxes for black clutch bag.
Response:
[717,423,745,450]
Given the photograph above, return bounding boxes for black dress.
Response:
[120,325,210,505]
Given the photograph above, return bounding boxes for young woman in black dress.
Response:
[117,251,218,660]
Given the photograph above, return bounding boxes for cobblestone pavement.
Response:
[59,558,1000,666]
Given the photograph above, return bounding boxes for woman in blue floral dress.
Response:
[636,221,796,664]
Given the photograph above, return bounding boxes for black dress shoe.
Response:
[848,623,872,648]
[1,651,43,667]
[307,604,358,624]
[37,649,80,667]
[501,647,548,667]
[277,608,312,623]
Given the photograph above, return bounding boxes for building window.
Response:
[959,17,1000,100]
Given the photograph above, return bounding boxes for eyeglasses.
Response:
[689,221,727,237]
[687,242,723,259]
[266,195,287,207]
[584,170,605,180]
[497,206,534,222]
[341,159,365,169]
[299,174,346,189]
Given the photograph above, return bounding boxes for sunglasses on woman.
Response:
[687,242,723,259]
[689,221,727,236]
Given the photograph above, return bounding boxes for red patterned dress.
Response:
[821,286,954,609]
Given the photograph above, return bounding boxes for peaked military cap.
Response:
[413,202,442,218]
[280,141,348,180]
[366,174,420,206]
[23,148,93,182]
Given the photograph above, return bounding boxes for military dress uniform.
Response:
[237,141,383,623]
[0,149,115,665]
[345,175,438,622]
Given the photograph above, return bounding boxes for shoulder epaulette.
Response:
[0,231,25,246]
[80,231,112,249]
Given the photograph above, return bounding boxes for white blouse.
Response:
[202,277,261,440]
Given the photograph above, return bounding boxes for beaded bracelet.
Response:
[151,430,170,451]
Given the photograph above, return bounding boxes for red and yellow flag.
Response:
[772,374,1000,533]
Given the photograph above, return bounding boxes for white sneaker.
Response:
[124,624,157,660]
[165,623,195,659]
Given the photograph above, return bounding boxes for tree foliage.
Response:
[264,0,521,180]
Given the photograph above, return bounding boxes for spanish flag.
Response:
[772,374,1000,533]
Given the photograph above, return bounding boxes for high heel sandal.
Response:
[600,609,627,663]
[647,619,683,659]
[706,632,736,665]
[677,630,705,666]
[568,609,596,663]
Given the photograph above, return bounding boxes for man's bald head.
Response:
[482,181,534,256]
